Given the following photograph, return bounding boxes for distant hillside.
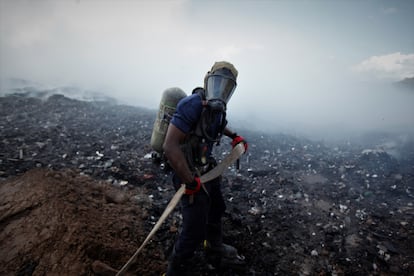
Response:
[0,78,117,103]
[394,76,414,90]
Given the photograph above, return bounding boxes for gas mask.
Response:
[205,68,237,112]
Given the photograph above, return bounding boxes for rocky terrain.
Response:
[1,93,413,275]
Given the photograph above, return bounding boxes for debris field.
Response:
[1,93,413,275]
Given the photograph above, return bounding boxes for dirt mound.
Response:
[0,168,164,275]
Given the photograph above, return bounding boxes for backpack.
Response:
[150,87,186,155]
[150,87,227,170]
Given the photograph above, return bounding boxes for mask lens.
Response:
[206,74,236,103]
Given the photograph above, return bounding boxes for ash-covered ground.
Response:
[1,93,413,275]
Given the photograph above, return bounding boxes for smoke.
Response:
[1,0,413,141]
[228,77,414,141]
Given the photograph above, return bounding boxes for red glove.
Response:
[231,135,248,152]
[185,176,201,195]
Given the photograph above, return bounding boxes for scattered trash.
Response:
[311,249,318,256]
[1,93,413,275]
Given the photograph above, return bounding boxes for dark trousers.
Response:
[172,174,226,259]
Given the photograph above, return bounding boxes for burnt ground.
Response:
[0,93,413,275]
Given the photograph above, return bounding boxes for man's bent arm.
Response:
[163,124,194,184]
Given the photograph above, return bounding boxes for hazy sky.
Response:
[1,0,413,138]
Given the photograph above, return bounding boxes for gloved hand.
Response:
[231,135,248,152]
[185,176,201,195]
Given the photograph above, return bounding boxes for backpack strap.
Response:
[192,87,208,106]
[182,87,228,171]
[191,88,227,144]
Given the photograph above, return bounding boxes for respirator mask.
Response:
[205,68,237,112]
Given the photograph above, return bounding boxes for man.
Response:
[163,61,248,275]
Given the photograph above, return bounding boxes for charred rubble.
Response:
[1,93,413,275]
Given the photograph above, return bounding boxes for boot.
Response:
[166,248,190,276]
[164,247,197,276]
[166,256,185,276]
[204,241,245,270]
